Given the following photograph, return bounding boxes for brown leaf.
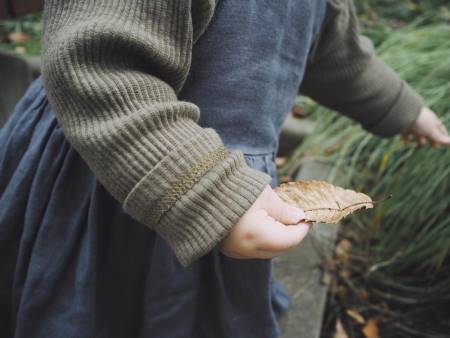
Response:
[334,319,349,338]
[275,157,287,168]
[279,175,292,184]
[362,319,380,338]
[356,288,370,301]
[346,309,365,324]
[8,32,29,43]
[322,270,339,295]
[291,105,309,118]
[321,270,332,287]
[336,239,352,260]
[14,46,26,55]
[275,180,373,223]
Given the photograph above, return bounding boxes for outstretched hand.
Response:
[219,185,310,260]
[402,107,450,147]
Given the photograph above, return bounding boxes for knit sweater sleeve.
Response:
[41,0,271,266]
[300,0,424,137]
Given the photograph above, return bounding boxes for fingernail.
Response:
[292,209,305,221]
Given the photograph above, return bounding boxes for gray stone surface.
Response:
[0,50,41,127]
[278,114,315,156]
[275,159,338,338]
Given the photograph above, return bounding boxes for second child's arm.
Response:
[301,0,424,137]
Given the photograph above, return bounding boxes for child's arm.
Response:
[300,0,424,137]
[42,0,295,266]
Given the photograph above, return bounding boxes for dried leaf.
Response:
[322,270,339,295]
[275,180,373,223]
[14,46,26,55]
[356,289,370,301]
[279,175,292,184]
[346,309,365,324]
[321,270,333,287]
[334,319,349,338]
[275,157,287,168]
[8,32,29,43]
[291,105,309,118]
[362,319,380,338]
[336,239,352,260]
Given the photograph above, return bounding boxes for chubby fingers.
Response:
[254,218,310,258]
[403,107,450,147]
[429,124,450,146]
[259,188,305,224]
[219,186,310,260]
[219,214,311,260]
[402,129,450,147]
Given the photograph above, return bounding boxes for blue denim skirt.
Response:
[0,78,289,338]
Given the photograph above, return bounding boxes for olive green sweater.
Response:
[42,0,423,266]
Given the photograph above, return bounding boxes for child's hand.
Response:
[219,185,310,259]
[402,107,450,147]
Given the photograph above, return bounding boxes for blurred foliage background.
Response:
[0,0,449,56]
[354,0,450,45]
[281,1,450,337]
[0,12,42,55]
[1,1,449,337]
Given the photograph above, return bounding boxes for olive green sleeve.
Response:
[301,0,423,137]
[41,0,270,266]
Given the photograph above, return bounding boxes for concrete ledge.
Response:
[278,113,315,157]
[275,159,339,338]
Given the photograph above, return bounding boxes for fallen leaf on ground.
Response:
[275,180,373,223]
[321,270,332,287]
[336,239,352,260]
[8,32,29,43]
[334,319,349,338]
[275,157,287,168]
[322,270,339,294]
[346,309,365,324]
[357,289,370,301]
[362,319,380,338]
[14,46,26,55]
[291,105,309,118]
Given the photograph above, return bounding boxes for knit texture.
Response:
[42,0,271,266]
[41,0,423,265]
[301,0,423,136]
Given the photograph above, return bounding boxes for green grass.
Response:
[354,0,450,45]
[282,24,450,337]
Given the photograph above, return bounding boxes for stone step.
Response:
[278,113,315,157]
[274,158,339,338]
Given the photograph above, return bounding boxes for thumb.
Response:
[430,129,450,146]
[263,189,305,224]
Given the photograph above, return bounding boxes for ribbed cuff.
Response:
[123,127,271,266]
[159,151,271,266]
[123,128,225,225]
[365,81,423,137]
